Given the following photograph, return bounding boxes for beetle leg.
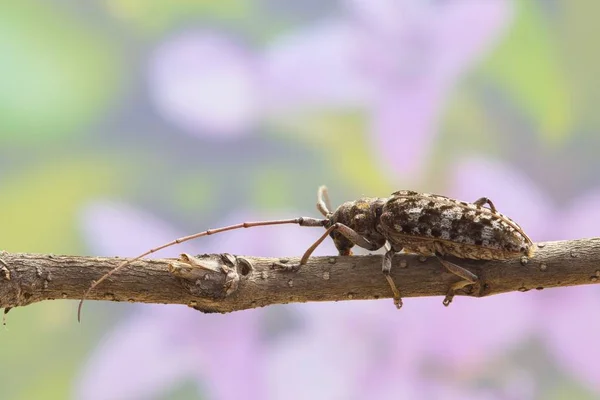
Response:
[335,223,383,251]
[435,255,478,306]
[382,248,402,309]
[473,197,497,213]
[273,222,381,271]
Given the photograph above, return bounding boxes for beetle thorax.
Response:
[327,197,388,255]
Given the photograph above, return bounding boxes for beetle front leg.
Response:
[435,255,478,306]
[273,223,382,271]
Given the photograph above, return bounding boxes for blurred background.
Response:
[1,0,600,399]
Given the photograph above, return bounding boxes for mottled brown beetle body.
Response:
[378,190,534,260]
[317,189,534,308]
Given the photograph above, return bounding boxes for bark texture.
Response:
[0,238,599,315]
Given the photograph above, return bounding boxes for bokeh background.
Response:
[1,0,600,399]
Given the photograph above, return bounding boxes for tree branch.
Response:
[1,238,599,315]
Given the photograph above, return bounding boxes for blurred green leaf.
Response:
[0,155,127,399]
[172,170,216,215]
[556,0,600,128]
[105,0,252,34]
[483,0,571,145]
[0,1,120,144]
[436,89,504,163]
[0,156,125,254]
[268,112,391,194]
[253,167,297,210]
[546,379,597,400]
[0,301,92,400]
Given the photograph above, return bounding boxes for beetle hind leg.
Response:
[435,255,478,306]
[473,197,497,212]
[382,248,402,309]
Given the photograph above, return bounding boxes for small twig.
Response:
[0,238,599,316]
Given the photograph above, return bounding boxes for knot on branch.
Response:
[168,253,249,299]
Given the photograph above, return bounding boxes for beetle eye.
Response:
[375,207,383,217]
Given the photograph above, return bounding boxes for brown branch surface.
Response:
[1,238,599,314]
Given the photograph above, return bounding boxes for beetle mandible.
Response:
[78,186,534,320]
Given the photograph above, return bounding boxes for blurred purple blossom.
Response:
[350,0,513,180]
[266,297,537,400]
[450,157,600,392]
[79,201,198,257]
[147,0,512,181]
[76,304,266,400]
[76,306,200,400]
[148,32,262,137]
[264,0,513,180]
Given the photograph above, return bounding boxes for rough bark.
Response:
[0,238,599,316]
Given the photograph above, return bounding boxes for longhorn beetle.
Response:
[78,186,534,321]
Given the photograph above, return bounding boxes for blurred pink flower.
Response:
[449,157,600,392]
[267,297,536,399]
[264,0,513,180]
[147,1,512,179]
[264,21,368,111]
[79,201,198,257]
[75,304,264,400]
[148,32,262,137]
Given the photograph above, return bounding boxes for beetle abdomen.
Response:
[378,191,533,260]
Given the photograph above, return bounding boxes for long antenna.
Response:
[317,185,332,216]
[77,216,327,322]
